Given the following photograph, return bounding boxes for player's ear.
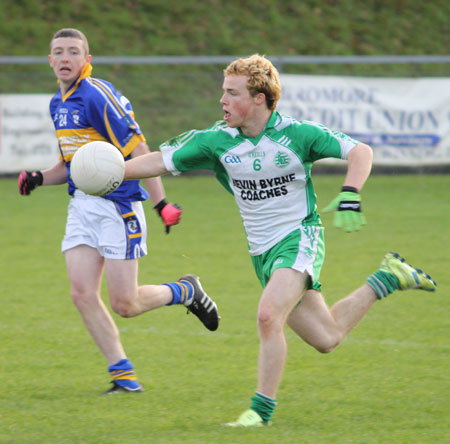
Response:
[255,93,266,106]
[86,54,92,63]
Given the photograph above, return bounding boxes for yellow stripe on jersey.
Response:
[102,103,145,157]
[91,79,126,117]
[103,103,122,148]
[56,125,143,162]
[56,127,107,161]
[128,233,142,239]
[121,211,135,218]
[122,134,145,158]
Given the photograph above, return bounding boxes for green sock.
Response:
[367,270,400,299]
[250,392,277,423]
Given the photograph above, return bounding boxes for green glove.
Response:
[322,186,366,232]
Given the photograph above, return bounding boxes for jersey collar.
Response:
[61,63,93,102]
[266,111,279,129]
[237,111,279,144]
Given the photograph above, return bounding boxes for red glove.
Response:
[154,199,182,234]
[18,171,43,195]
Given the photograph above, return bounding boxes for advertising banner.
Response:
[278,75,450,166]
[0,94,57,173]
[1,77,450,173]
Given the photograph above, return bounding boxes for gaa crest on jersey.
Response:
[72,110,80,125]
[274,151,290,168]
[224,154,242,164]
[127,219,138,234]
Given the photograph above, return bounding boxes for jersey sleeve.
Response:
[294,121,359,162]
[85,79,145,157]
[160,129,217,175]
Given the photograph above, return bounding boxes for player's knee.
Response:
[110,300,132,317]
[257,307,283,336]
[314,334,342,354]
[110,299,135,318]
[315,343,335,354]
[70,288,95,310]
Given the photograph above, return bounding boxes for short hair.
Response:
[224,54,281,111]
[50,28,89,56]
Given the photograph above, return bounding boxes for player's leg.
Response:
[226,228,320,427]
[288,251,437,352]
[287,286,376,353]
[102,199,219,330]
[63,196,144,393]
[226,267,308,427]
[65,245,128,366]
[104,260,219,330]
[257,268,308,398]
[105,258,172,317]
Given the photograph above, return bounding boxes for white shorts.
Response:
[62,190,148,259]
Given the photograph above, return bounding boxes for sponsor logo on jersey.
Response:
[248,151,266,158]
[224,155,242,164]
[274,151,290,168]
[234,173,296,201]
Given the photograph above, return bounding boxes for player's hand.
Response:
[154,199,183,234]
[18,171,43,195]
[322,186,366,232]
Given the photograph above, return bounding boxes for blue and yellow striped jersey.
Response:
[49,63,148,202]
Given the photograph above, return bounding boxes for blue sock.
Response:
[163,281,193,306]
[108,358,141,390]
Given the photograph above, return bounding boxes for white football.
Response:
[70,141,125,196]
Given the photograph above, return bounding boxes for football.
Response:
[70,141,125,196]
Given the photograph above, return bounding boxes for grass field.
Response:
[1,174,449,444]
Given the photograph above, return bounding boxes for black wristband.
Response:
[341,186,359,194]
[154,198,167,215]
[35,171,43,186]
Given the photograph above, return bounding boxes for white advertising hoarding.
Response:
[1,77,449,174]
[278,75,450,166]
[0,94,58,173]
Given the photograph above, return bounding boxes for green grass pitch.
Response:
[1,174,449,444]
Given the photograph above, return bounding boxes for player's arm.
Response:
[130,142,167,202]
[323,142,373,232]
[343,142,373,191]
[130,142,181,234]
[18,159,68,195]
[125,150,168,180]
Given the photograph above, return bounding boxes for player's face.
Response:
[49,37,91,90]
[220,75,258,130]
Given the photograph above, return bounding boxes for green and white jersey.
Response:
[161,111,358,255]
